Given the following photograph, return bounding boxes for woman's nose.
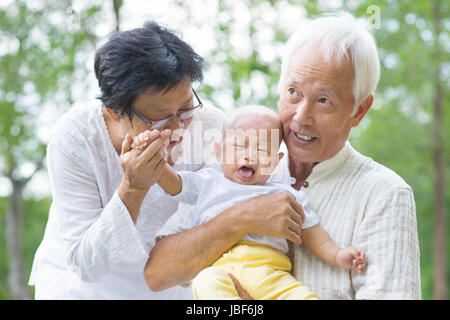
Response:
[164,116,184,131]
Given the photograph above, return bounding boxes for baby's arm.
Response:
[301,225,366,273]
[159,164,182,196]
[132,130,182,196]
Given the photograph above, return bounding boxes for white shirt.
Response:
[156,141,421,300]
[28,100,224,299]
[159,163,318,254]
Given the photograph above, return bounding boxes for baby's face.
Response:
[215,116,283,185]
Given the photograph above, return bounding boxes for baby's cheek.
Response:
[256,173,272,185]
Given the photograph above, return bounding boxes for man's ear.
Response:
[214,142,222,163]
[104,107,121,123]
[351,94,373,127]
[278,152,284,161]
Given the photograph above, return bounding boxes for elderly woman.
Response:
[28,21,224,299]
[145,13,421,300]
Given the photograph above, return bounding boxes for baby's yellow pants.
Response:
[192,241,319,300]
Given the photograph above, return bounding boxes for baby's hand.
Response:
[132,130,159,150]
[335,246,366,273]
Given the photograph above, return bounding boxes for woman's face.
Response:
[123,77,195,159]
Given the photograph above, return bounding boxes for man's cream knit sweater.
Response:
[291,141,421,299]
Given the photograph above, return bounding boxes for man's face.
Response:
[278,45,367,164]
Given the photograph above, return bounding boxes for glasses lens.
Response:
[179,108,196,120]
[150,118,169,129]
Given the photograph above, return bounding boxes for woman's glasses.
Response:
[131,89,203,130]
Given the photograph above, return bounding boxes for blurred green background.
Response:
[0,0,448,299]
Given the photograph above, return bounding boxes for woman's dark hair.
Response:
[94,20,204,120]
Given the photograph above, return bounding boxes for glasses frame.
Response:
[131,88,203,130]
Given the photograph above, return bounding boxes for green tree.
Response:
[0,0,101,299]
[1,0,447,300]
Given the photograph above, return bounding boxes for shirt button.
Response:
[303,181,309,188]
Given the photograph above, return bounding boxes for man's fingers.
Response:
[227,273,253,300]
[287,202,304,227]
[287,219,301,238]
[287,196,305,224]
[286,229,302,245]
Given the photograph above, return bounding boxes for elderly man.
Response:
[144,13,421,300]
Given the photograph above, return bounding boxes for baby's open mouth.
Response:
[237,166,255,181]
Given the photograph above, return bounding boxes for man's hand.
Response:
[228,273,253,300]
[335,246,366,273]
[230,193,305,245]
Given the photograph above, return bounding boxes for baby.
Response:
[134,105,366,300]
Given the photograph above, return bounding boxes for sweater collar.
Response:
[306,140,354,183]
[283,140,355,186]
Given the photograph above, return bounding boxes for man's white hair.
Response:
[278,12,380,115]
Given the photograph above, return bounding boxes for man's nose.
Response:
[292,100,315,126]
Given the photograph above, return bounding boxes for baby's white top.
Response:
[159,143,319,254]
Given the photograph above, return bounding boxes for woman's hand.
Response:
[229,193,306,245]
[120,129,171,190]
[117,129,170,222]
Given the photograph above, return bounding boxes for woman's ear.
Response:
[104,107,121,123]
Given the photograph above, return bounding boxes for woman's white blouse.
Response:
[28,101,224,299]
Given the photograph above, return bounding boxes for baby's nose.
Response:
[242,148,258,164]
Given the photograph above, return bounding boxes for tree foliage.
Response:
[0,0,448,299]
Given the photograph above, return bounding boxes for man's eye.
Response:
[318,97,331,104]
[288,88,298,96]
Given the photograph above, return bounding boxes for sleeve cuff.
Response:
[106,190,150,262]
[154,202,197,243]
[302,206,320,229]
